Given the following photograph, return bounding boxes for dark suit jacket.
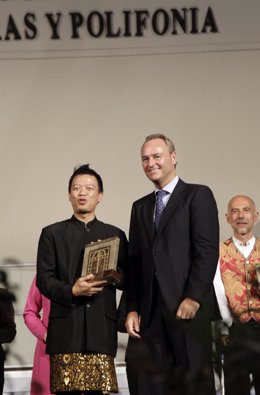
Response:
[127,179,220,329]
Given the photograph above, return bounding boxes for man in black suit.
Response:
[125,134,219,395]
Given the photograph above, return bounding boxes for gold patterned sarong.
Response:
[50,353,118,393]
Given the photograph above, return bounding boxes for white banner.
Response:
[0,0,260,58]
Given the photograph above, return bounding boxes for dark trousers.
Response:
[223,320,260,395]
[127,281,216,395]
[0,356,4,395]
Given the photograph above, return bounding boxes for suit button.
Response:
[86,304,91,308]
[153,250,158,256]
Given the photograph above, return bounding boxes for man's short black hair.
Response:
[68,164,103,193]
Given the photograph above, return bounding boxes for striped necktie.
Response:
[154,190,168,229]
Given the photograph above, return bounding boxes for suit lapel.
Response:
[142,192,156,239]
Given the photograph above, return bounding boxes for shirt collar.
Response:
[232,235,256,248]
[154,175,179,195]
[71,215,97,228]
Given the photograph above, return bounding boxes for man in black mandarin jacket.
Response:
[36,164,128,394]
[125,134,219,395]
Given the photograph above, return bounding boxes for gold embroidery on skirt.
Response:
[50,353,118,393]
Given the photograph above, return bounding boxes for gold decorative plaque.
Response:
[81,236,121,285]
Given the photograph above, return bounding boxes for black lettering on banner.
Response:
[135,10,149,37]
[152,9,169,35]
[70,12,84,39]
[24,12,37,39]
[4,14,22,40]
[105,11,121,37]
[123,10,132,37]
[171,8,188,35]
[190,8,199,34]
[0,6,219,43]
[45,13,62,39]
[87,11,104,38]
[201,6,218,33]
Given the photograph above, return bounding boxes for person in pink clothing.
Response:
[23,275,52,395]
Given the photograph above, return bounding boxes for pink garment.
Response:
[23,276,52,395]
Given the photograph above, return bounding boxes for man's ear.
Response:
[171,151,177,167]
[225,213,230,224]
[97,192,103,203]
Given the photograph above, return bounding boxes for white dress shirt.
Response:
[154,175,179,206]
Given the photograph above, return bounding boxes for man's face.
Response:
[69,174,103,216]
[141,138,177,188]
[226,196,258,238]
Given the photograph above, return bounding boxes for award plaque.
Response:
[81,236,121,285]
